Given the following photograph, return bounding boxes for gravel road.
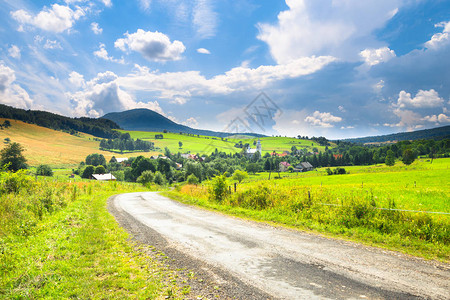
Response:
[108,192,449,300]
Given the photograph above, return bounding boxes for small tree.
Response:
[178,141,183,148]
[137,170,154,185]
[232,170,248,183]
[153,171,166,185]
[82,165,95,179]
[1,142,27,171]
[36,164,53,176]
[402,149,416,165]
[385,150,395,166]
[210,174,228,202]
[186,174,199,185]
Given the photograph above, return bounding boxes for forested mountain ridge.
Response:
[0,104,120,138]
[342,125,450,144]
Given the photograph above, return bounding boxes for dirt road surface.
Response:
[108,192,449,299]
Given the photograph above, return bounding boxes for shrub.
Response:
[36,164,53,176]
[94,165,106,174]
[232,170,248,183]
[210,174,228,202]
[186,174,199,185]
[153,171,166,185]
[82,165,95,179]
[137,170,154,185]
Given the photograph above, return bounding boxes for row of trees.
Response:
[99,137,154,152]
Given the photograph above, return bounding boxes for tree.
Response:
[385,150,395,166]
[85,153,106,166]
[3,120,11,128]
[82,165,95,179]
[246,163,260,174]
[179,141,183,148]
[153,171,166,185]
[94,165,106,174]
[36,164,53,176]
[232,170,248,183]
[210,174,228,202]
[402,149,416,165]
[290,146,297,155]
[1,142,27,171]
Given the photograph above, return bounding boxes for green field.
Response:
[123,130,326,155]
[166,158,450,261]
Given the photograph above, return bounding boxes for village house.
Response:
[294,162,314,172]
[279,161,291,172]
[246,139,262,158]
[92,173,116,181]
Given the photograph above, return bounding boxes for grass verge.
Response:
[0,177,183,299]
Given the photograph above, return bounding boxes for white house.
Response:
[92,173,116,181]
[246,139,262,157]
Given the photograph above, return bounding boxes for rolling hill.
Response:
[102,108,265,138]
[342,125,450,144]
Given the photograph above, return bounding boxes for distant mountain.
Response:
[102,108,265,138]
[342,125,450,144]
[0,104,120,138]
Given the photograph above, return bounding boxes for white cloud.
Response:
[338,105,346,112]
[396,89,444,108]
[193,0,217,39]
[0,63,33,109]
[68,71,85,88]
[257,0,401,64]
[425,21,450,49]
[118,56,335,103]
[8,45,21,59]
[67,71,164,117]
[304,111,342,127]
[423,113,450,124]
[91,22,103,35]
[360,47,396,66]
[94,44,124,64]
[100,0,112,7]
[138,0,152,11]
[11,4,85,33]
[183,117,199,127]
[115,29,186,61]
[44,39,62,50]
[197,48,211,54]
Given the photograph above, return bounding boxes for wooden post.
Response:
[234,182,237,192]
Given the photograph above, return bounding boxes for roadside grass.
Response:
[0,174,184,299]
[164,158,450,262]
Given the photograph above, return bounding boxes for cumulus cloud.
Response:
[0,63,33,109]
[8,45,21,59]
[360,47,396,66]
[197,48,211,54]
[193,0,217,39]
[67,71,164,117]
[425,21,450,49]
[304,111,342,127]
[94,44,124,64]
[68,71,85,88]
[91,22,103,34]
[183,117,199,127]
[115,29,186,61]
[11,4,85,33]
[257,0,401,64]
[423,113,450,124]
[396,89,444,108]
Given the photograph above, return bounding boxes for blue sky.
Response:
[0,0,449,139]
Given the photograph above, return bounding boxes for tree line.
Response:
[99,132,154,152]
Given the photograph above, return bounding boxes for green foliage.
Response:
[385,150,395,166]
[81,165,95,179]
[36,164,53,176]
[402,149,416,165]
[246,162,261,174]
[232,170,248,183]
[178,141,183,148]
[94,165,106,174]
[326,167,346,175]
[153,171,166,185]
[85,153,106,166]
[210,174,228,202]
[0,142,27,171]
[137,170,154,185]
[186,174,199,185]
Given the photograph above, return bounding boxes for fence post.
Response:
[234,182,237,192]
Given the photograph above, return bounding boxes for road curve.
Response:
[109,192,449,300]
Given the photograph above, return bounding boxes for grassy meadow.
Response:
[0,173,186,299]
[165,158,450,261]
[123,130,326,155]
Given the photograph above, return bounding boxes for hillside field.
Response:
[123,130,327,155]
[0,119,163,167]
